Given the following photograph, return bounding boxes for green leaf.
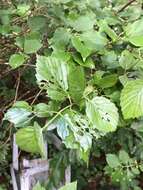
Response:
[102,51,118,69]
[119,75,129,86]
[68,65,85,103]
[59,181,77,190]
[69,14,95,32]
[52,50,71,62]
[131,167,140,175]
[72,53,95,69]
[13,101,32,111]
[24,33,42,54]
[56,117,70,140]
[28,16,46,31]
[125,18,143,46]
[55,111,92,151]
[111,170,124,182]
[119,50,136,70]
[128,36,143,47]
[119,150,130,164]
[16,4,30,16]
[98,20,118,41]
[80,31,108,51]
[4,108,31,126]
[34,102,59,117]
[71,36,92,61]
[34,103,50,117]
[94,74,118,89]
[64,131,80,150]
[50,27,71,50]
[16,122,46,158]
[125,18,143,37]
[106,154,120,168]
[4,101,32,127]
[120,80,143,119]
[78,149,90,163]
[9,53,27,69]
[139,164,143,172]
[78,133,92,152]
[36,55,68,101]
[86,96,119,132]
[32,182,45,190]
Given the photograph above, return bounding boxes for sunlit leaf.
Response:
[120,80,143,119]
[86,96,119,132]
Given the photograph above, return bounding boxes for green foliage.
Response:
[16,122,46,158]
[2,0,143,189]
[68,65,85,103]
[4,101,32,127]
[120,80,143,119]
[36,56,69,101]
[59,181,77,190]
[9,53,28,69]
[106,154,120,168]
[105,150,141,189]
[32,182,45,190]
[86,97,119,132]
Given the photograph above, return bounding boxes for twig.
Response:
[42,104,72,131]
[118,0,136,13]
[23,92,46,103]
[30,88,44,105]
[0,123,12,148]
[0,68,13,79]
[13,71,21,103]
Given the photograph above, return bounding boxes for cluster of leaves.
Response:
[1,0,143,189]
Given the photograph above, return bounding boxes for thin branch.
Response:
[13,71,21,103]
[23,92,46,103]
[30,89,43,105]
[42,104,72,131]
[118,0,136,13]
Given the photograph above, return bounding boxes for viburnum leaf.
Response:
[59,181,77,190]
[120,80,143,119]
[86,96,119,132]
[36,55,68,101]
[16,122,46,158]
